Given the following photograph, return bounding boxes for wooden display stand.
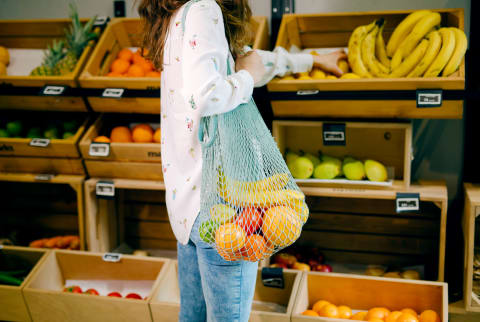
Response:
[0,173,87,250]
[291,271,448,322]
[463,183,480,312]
[272,120,412,188]
[268,9,464,119]
[0,246,50,322]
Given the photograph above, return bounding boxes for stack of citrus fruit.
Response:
[93,124,161,143]
[302,300,441,322]
[106,48,161,77]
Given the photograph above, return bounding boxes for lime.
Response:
[199,220,216,244]
[44,127,59,139]
[0,128,9,138]
[6,121,23,137]
[63,132,74,139]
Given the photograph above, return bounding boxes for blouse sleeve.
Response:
[181,0,254,117]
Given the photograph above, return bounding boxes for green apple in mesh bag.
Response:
[343,157,366,180]
[210,204,237,224]
[199,220,216,244]
[364,160,388,182]
[288,156,314,179]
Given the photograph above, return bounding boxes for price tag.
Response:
[103,253,122,263]
[323,123,346,146]
[102,88,124,98]
[261,267,284,289]
[96,181,115,199]
[89,142,110,157]
[35,174,55,181]
[40,85,67,96]
[297,90,319,96]
[396,193,420,213]
[29,138,50,147]
[416,89,443,108]
[93,16,110,27]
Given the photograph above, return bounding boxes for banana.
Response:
[348,20,377,78]
[390,39,429,78]
[362,24,389,77]
[442,27,467,76]
[407,30,442,77]
[219,171,290,193]
[386,10,432,57]
[399,12,441,59]
[391,48,404,70]
[376,24,391,68]
[424,28,456,77]
[221,188,305,208]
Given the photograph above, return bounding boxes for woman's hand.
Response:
[235,50,266,84]
[313,50,348,77]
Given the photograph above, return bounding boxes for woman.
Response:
[138,1,345,321]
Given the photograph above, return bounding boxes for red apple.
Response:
[315,264,332,272]
[308,259,320,269]
[125,293,142,300]
[63,286,82,293]
[107,292,122,298]
[269,263,287,269]
[85,288,99,295]
[235,207,263,235]
[273,253,297,267]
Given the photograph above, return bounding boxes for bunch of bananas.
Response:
[348,10,467,78]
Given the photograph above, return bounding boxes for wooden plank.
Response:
[124,204,169,221]
[86,178,165,191]
[0,156,85,175]
[126,237,178,250]
[124,221,175,240]
[85,160,163,180]
[463,183,479,312]
[0,96,87,112]
[2,213,79,232]
[85,97,161,114]
[315,249,425,267]
[123,190,166,203]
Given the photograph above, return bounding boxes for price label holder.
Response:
[96,181,115,199]
[297,90,319,96]
[102,253,122,263]
[323,123,346,146]
[40,85,68,96]
[89,142,110,157]
[102,88,125,98]
[29,138,50,147]
[35,174,55,181]
[93,16,110,29]
[396,193,420,213]
[261,267,284,289]
[416,89,443,108]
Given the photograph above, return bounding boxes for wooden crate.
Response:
[0,246,49,322]
[291,271,448,322]
[0,19,98,111]
[79,16,269,114]
[0,173,87,250]
[268,9,465,119]
[0,156,85,175]
[272,120,412,188]
[23,249,170,322]
[79,114,162,180]
[463,183,480,312]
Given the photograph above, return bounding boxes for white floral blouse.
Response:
[161,0,313,245]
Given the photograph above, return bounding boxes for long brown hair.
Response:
[138,0,252,70]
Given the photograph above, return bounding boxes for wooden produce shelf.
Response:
[292,271,448,322]
[268,9,465,119]
[463,183,480,312]
[273,120,412,188]
[79,114,162,180]
[0,173,87,250]
[0,246,49,322]
[0,19,99,111]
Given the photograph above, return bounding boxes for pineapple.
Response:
[54,3,97,75]
[30,39,65,76]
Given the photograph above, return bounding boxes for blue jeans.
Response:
[177,216,259,322]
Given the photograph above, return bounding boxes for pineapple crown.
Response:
[64,2,98,59]
[42,39,66,68]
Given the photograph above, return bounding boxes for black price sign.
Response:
[89,142,110,157]
[396,193,420,213]
[416,89,443,108]
[29,138,50,147]
[40,85,67,96]
[102,88,125,98]
[261,267,284,289]
[103,253,122,262]
[96,181,115,199]
[323,123,346,146]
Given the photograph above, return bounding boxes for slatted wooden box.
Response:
[0,19,97,111]
[0,246,49,322]
[23,250,169,322]
[79,114,162,180]
[291,271,448,322]
[272,120,412,188]
[268,9,465,119]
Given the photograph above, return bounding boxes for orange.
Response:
[133,52,147,65]
[366,307,391,321]
[396,313,419,322]
[215,223,246,252]
[110,58,130,74]
[117,48,133,62]
[106,71,123,77]
[127,64,145,77]
[318,304,339,318]
[132,124,154,143]
[386,311,403,322]
[146,71,161,77]
[369,319,385,322]
[217,248,241,261]
[137,47,149,57]
[139,59,154,73]
[262,206,301,247]
[401,309,418,318]
[110,126,132,143]
[351,311,368,321]
[93,136,111,143]
[312,300,330,314]
[302,310,319,316]
[419,310,440,322]
[337,305,352,319]
[153,128,161,143]
[240,234,267,262]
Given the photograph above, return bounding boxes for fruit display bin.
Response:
[0,173,87,250]
[291,271,448,322]
[78,16,269,114]
[0,19,97,112]
[149,261,302,322]
[268,9,464,119]
[0,246,49,322]
[272,120,412,188]
[462,183,480,312]
[79,114,162,180]
[23,249,170,322]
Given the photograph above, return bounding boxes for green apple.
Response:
[44,127,59,140]
[6,121,22,137]
[285,150,299,165]
[322,155,342,175]
[63,132,74,139]
[209,204,237,225]
[199,220,216,244]
[288,156,314,179]
[26,127,42,139]
[313,161,341,179]
[364,160,388,182]
[62,120,78,132]
[0,128,9,138]
[304,152,321,168]
[343,160,366,180]
[343,156,357,165]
